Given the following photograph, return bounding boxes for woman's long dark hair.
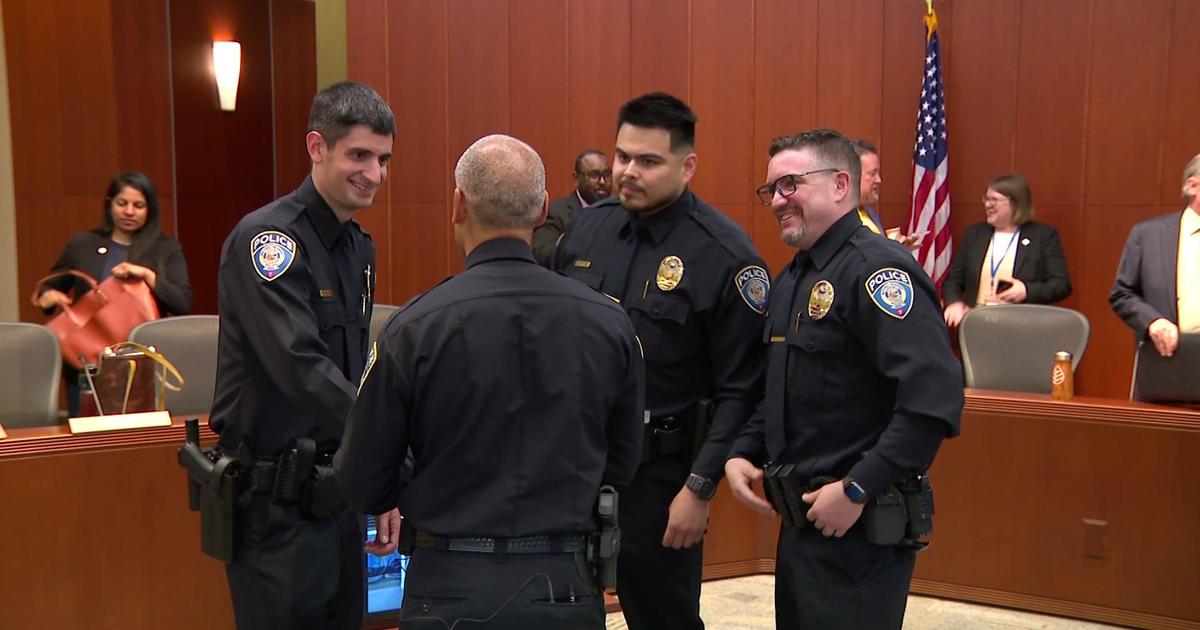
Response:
[96,171,164,265]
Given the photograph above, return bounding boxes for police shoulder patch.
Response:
[357,341,378,395]
[250,230,298,282]
[865,267,914,319]
[735,265,770,315]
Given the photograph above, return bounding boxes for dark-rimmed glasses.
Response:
[755,168,839,205]
[579,169,613,182]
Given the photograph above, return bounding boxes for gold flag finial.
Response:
[925,0,933,15]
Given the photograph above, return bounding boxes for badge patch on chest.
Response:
[865,267,914,319]
[735,265,770,314]
[250,230,297,282]
[657,256,685,291]
[808,280,835,320]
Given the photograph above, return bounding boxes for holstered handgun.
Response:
[588,485,620,590]
[176,419,239,563]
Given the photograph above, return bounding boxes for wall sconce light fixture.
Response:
[212,41,242,111]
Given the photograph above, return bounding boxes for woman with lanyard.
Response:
[942,173,1072,327]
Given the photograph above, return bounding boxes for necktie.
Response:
[765,255,808,461]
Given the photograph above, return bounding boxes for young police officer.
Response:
[555,93,768,630]
[335,134,645,629]
[725,129,963,628]
[209,82,394,629]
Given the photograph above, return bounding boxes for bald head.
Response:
[454,134,547,230]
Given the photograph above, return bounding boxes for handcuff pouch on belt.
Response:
[270,438,343,519]
[642,399,713,464]
[177,418,238,563]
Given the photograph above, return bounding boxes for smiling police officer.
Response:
[209,81,394,630]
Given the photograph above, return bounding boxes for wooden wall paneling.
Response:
[1027,204,1083,313]
[509,0,571,197]
[941,0,1020,218]
[813,0,883,143]
[1075,205,1163,397]
[629,0,690,102]
[380,0,451,302]
[1082,0,1170,206]
[271,0,318,198]
[568,0,631,160]
[750,0,819,273]
[172,0,276,315]
[1012,0,1090,207]
[111,0,175,234]
[1159,0,1200,207]
[690,0,754,217]
[878,0,929,229]
[58,0,120,198]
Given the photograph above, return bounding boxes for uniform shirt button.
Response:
[421,603,432,614]
[806,342,815,350]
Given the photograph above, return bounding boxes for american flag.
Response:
[907,7,952,289]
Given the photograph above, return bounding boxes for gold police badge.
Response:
[808,280,835,320]
[656,256,684,291]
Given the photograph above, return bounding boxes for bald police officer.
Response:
[555,92,768,630]
[725,129,962,629]
[335,134,645,629]
[210,81,394,629]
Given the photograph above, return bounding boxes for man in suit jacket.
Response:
[850,139,922,250]
[532,149,611,266]
[1110,153,1200,358]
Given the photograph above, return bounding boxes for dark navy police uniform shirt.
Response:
[554,189,769,482]
[729,210,962,497]
[210,176,375,457]
[335,237,645,538]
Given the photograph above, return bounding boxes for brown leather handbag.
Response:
[90,342,184,415]
[31,270,161,369]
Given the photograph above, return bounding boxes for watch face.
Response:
[688,475,715,499]
[844,481,867,503]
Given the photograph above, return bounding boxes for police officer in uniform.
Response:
[555,92,769,630]
[334,134,645,629]
[724,129,963,629]
[209,81,394,629]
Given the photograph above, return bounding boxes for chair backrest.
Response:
[129,316,219,416]
[958,304,1090,393]
[0,322,62,428]
[370,304,401,344]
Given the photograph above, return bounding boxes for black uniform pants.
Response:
[398,547,603,629]
[225,494,364,630]
[616,454,704,630]
[775,520,915,629]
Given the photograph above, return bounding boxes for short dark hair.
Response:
[573,149,606,174]
[849,139,879,158]
[308,81,395,148]
[616,92,696,153]
[769,129,861,202]
[99,170,163,262]
[988,173,1035,225]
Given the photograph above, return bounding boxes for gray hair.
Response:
[454,134,546,230]
[1184,154,1200,204]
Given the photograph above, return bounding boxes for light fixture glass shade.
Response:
[212,41,241,111]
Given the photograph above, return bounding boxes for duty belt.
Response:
[413,531,589,554]
[244,452,336,494]
[641,415,688,462]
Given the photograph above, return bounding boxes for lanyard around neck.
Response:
[989,229,1020,280]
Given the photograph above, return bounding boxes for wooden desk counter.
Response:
[0,419,235,629]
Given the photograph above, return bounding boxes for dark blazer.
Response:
[531,190,583,268]
[942,220,1071,307]
[42,231,193,315]
[1109,211,1182,339]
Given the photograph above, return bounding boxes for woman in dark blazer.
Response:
[37,171,192,315]
[37,171,191,416]
[943,173,1071,327]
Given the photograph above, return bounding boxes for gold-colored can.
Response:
[1050,350,1074,401]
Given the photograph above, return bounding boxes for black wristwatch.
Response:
[843,478,868,504]
[685,473,716,501]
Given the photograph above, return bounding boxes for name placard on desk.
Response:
[68,411,172,434]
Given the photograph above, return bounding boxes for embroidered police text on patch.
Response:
[735,265,771,314]
[865,267,914,319]
[250,230,297,282]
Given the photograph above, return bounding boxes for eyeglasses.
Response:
[982,195,1009,206]
[755,168,839,206]
[579,169,613,182]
